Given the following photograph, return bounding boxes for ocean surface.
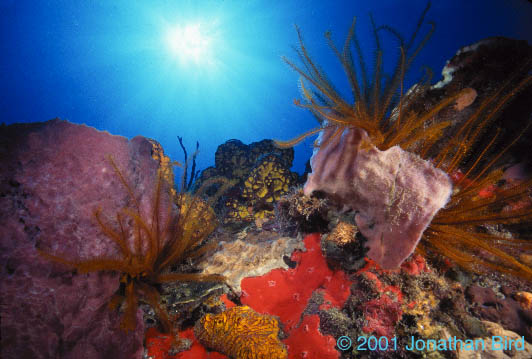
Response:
[1,0,531,177]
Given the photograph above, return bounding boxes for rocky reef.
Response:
[2,29,532,359]
[178,36,532,359]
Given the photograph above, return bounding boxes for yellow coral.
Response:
[223,155,295,223]
[253,209,271,220]
[403,290,441,337]
[175,193,218,244]
[224,198,254,223]
[195,306,288,359]
[327,221,357,246]
[148,139,175,191]
[215,139,254,180]
[515,291,532,310]
[242,155,293,205]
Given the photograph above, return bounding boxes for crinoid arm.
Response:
[37,249,131,274]
[274,126,324,149]
[415,57,532,280]
[136,281,174,333]
[155,272,225,283]
[277,0,532,281]
[423,167,532,280]
[424,221,532,281]
[121,281,139,332]
[276,2,440,151]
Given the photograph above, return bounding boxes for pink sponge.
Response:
[304,127,452,269]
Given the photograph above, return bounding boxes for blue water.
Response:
[1,0,531,176]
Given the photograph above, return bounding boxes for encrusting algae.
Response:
[276,1,532,280]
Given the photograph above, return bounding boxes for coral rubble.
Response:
[199,234,304,294]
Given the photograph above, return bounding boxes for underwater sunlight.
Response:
[164,22,214,65]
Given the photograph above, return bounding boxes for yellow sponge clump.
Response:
[194,306,287,359]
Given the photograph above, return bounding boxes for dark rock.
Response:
[466,284,532,341]
[322,233,368,272]
[275,189,330,235]
[410,37,532,168]
[444,267,472,287]
[213,139,295,180]
[461,316,488,338]
[203,138,296,185]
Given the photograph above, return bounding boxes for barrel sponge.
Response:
[304,127,452,269]
[194,306,288,359]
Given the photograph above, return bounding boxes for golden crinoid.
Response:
[39,156,225,333]
[417,70,532,280]
[276,2,467,152]
[277,0,532,280]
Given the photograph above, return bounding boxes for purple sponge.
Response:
[304,126,452,269]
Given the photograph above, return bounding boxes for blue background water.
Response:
[1,0,531,178]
